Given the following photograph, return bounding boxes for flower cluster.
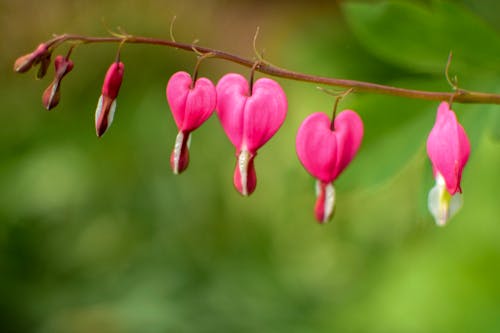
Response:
[14,44,471,226]
[166,71,287,197]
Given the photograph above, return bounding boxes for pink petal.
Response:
[331,110,364,179]
[296,113,338,182]
[166,71,216,132]
[215,73,248,149]
[102,62,124,99]
[166,71,190,129]
[243,78,287,152]
[216,73,287,152]
[426,102,470,194]
[296,111,363,183]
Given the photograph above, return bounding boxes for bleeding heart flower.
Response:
[95,61,124,137]
[216,73,287,196]
[426,101,470,226]
[42,55,74,110]
[296,110,363,223]
[166,71,217,174]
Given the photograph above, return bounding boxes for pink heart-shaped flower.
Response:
[216,73,287,196]
[296,110,363,223]
[296,110,364,183]
[166,71,216,133]
[166,71,217,174]
[216,73,287,153]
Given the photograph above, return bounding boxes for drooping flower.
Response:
[296,110,363,223]
[216,73,287,196]
[426,101,470,226]
[42,55,74,110]
[166,71,217,174]
[95,61,124,137]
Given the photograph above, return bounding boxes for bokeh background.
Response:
[2,0,500,332]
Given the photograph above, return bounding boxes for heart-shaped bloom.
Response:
[95,61,124,137]
[296,110,363,223]
[426,101,470,226]
[166,71,217,174]
[216,73,287,196]
[42,55,74,110]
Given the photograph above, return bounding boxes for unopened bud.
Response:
[95,61,124,137]
[14,43,49,73]
[41,55,74,110]
[42,81,61,110]
[53,55,74,79]
[233,149,257,196]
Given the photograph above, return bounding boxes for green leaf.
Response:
[342,0,500,76]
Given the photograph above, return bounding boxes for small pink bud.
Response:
[216,73,287,196]
[42,55,74,110]
[296,110,363,223]
[95,62,124,137]
[166,71,216,174]
[42,81,61,110]
[14,43,49,73]
[426,101,470,226]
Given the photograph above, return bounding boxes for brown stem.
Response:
[42,34,500,105]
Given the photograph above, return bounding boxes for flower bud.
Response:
[95,62,124,137]
[42,55,74,110]
[14,43,49,73]
[42,81,61,110]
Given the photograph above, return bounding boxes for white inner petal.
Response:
[49,81,59,106]
[428,173,463,226]
[238,150,251,196]
[108,99,117,127]
[172,131,184,174]
[323,182,335,223]
[95,95,104,125]
[448,192,463,220]
[315,180,335,223]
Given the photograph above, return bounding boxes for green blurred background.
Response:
[2,0,500,332]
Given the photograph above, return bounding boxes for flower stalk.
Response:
[29,33,500,105]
